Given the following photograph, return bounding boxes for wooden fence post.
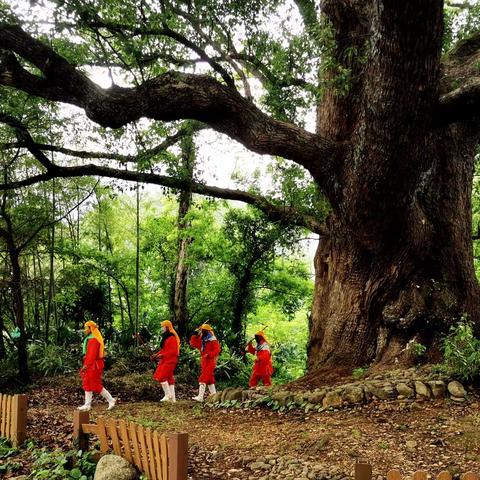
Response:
[73,410,90,451]
[167,432,188,480]
[11,394,27,447]
[355,462,372,480]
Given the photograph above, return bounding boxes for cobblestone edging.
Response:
[242,455,349,480]
[205,369,471,413]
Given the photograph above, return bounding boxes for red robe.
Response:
[247,341,273,387]
[153,335,179,384]
[190,334,221,385]
[81,337,104,393]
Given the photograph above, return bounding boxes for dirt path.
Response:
[13,384,480,479]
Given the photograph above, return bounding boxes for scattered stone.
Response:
[396,383,414,398]
[428,381,446,398]
[414,381,431,398]
[405,440,417,452]
[342,386,364,404]
[447,381,466,398]
[322,391,343,408]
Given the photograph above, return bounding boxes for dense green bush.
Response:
[443,319,480,382]
[28,342,78,376]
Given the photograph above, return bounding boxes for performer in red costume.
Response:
[78,320,116,411]
[189,324,221,402]
[246,330,273,388]
[152,320,180,402]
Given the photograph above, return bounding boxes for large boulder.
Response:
[94,454,138,480]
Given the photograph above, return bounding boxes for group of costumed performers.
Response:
[78,320,273,409]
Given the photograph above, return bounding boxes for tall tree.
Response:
[172,131,195,338]
[2,1,480,373]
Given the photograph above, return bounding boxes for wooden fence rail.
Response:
[0,393,27,447]
[73,411,187,480]
[355,463,479,480]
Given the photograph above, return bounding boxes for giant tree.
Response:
[1,0,480,373]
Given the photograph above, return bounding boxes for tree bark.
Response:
[0,203,29,382]
[172,133,195,338]
[308,0,480,370]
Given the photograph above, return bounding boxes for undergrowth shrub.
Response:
[28,341,78,376]
[443,319,480,382]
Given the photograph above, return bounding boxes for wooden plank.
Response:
[81,424,100,435]
[107,418,122,456]
[118,419,132,464]
[3,394,9,438]
[168,433,188,480]
[2,394,8,438]
[161,433,168,480]
[11,394,27,447]
[96,417,110,454]
[137,424,151,479]
[129,421,142,470]
[0,394,4,437]
[5,395,12,439]
[153,431,163,480]
[146,428,157,480]
[437,471,452,480]
[413,471,428,480]
[462,473,479,480]
[387,470,402,480]
[73,410,90,451]
[355,463,372,480]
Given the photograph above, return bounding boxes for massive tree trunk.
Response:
[0,203,29,382]
[308,0,480,370]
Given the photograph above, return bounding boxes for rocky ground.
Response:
[1,371,479,479]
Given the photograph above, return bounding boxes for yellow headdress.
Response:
[196,323,214,333]
[161,320,180,354]
[84,320,105,358]
[255,330,269,344]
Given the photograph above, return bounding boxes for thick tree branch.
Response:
[1,121,206,164]
[0,114,327,235]
[0,163,327,234]
[437,78,480,124]
[0,23,338,188]
[437,31,480,125]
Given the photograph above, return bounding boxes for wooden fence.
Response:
[73,411,187,480]
[355,463,479,480]
[0,393,27,447]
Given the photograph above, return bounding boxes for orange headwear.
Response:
[255,330,269,344]
[84,320,105,358]
[161,320,180,354]
[196,323,214,333]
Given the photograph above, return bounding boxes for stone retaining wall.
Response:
[206,369,471,412]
